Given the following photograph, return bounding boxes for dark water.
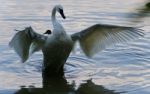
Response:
[0,0,150,94]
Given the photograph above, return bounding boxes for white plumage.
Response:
[9,5,144,75]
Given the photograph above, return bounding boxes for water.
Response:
[0,0,150,94]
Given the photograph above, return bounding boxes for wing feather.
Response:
[9,27,46,62]
[71,24,144,57]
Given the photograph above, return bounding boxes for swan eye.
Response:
[59,9,63,14]
[59,8,66,19]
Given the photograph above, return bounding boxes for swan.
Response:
[9,5,144,77]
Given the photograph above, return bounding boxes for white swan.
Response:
[9,5,144,77]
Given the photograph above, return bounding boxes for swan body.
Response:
[9,5,144,77]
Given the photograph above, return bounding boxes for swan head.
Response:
[44,30,51,34]
[55,5,66,19]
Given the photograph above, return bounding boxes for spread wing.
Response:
[9,27,47,62]
[71,24,144,57]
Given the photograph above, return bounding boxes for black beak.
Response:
[59,9,66,19]
[44,30,51,34]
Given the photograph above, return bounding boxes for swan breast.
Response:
[42,34,73,65]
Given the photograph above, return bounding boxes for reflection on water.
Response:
[15,77,120,94]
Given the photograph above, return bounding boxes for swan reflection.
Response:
[15,76,120,94]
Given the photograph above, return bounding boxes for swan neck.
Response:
[51,6,65,34]
[51,7,56,22]
[51,7,62,28]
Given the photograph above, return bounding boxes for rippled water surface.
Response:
[0,0,150,94]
